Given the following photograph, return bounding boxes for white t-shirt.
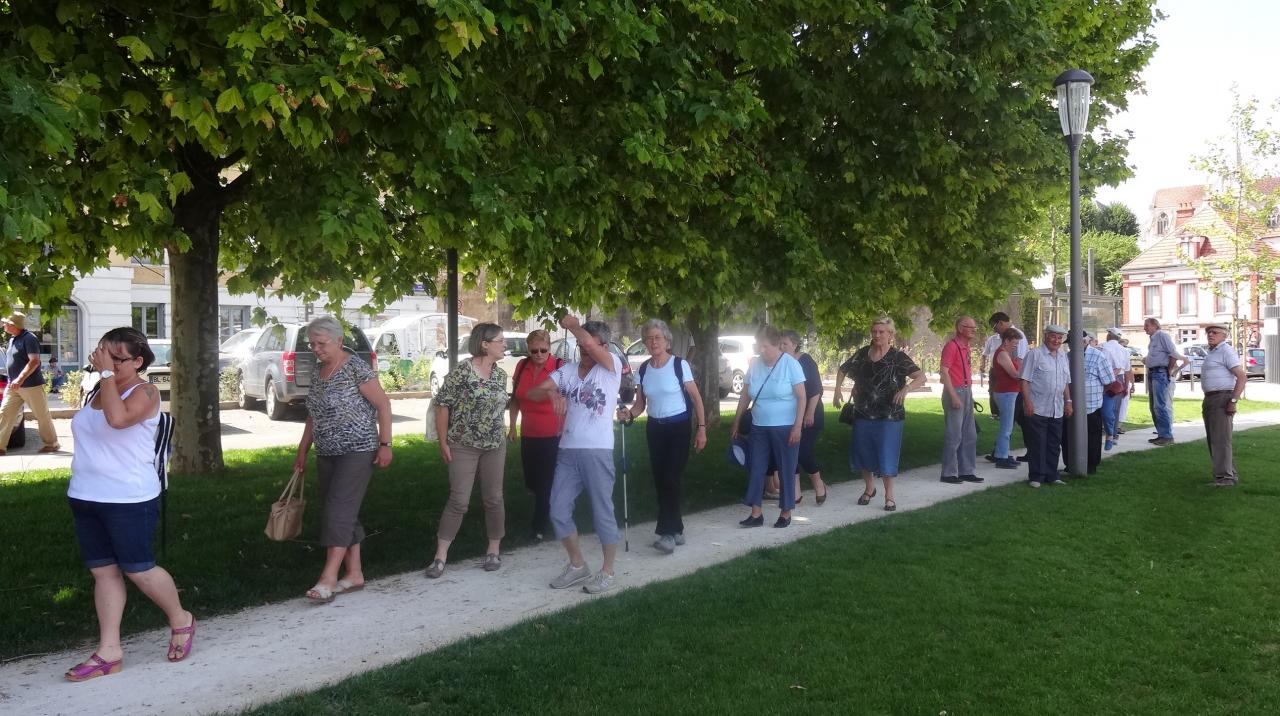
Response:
[639,356,692,419]
[68,384,162,503]
[551,353,623,450]
[1100,340,1130,376]
[982,327,1028,360]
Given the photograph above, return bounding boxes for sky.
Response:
[1093,0,1279,220]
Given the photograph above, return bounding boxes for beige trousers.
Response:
[0,385,59,448]
[437,442,507,542]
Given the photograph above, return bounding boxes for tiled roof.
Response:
[1123,204,1277,273]
[1150,185,1205,209]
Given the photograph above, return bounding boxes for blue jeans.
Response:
[1149,369,1173,438]
[993,391,1018,458]
[744,426,800,510]
[1101,392,1120,438]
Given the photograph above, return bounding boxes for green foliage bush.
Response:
[219,367,241,402]
[61,370,85,407]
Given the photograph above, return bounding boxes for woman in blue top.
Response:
[730,326,807,528]
[618,319,707,554]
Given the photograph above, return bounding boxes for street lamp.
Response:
[1055,68,1093,476]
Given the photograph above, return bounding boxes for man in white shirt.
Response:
[980,312,1027,418]
[1199,323,1247,486]
[1099,327,1134,450]
[528,316,624,594]
[1020,324,1072,487]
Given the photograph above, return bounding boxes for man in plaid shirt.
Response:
[1063,332,1115,475]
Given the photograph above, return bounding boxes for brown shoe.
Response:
[38,445,61,454]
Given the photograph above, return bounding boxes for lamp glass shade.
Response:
[1056,80,1092,137]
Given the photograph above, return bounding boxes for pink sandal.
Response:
[65,653,122,682]
[167,615,197,662]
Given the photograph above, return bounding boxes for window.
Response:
[375,333,400,355]
[132,303,166,338]
[1215,281,1235,314]
[1143,285,1161,316]
[259,325,286,352]
[1156,211,1171,235]
[218,306,251,341]
[1178,283,1196,316]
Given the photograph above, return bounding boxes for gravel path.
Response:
[3,409,1277,716]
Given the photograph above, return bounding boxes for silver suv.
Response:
[236,323,375,419]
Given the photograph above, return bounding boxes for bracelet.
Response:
[696,425,705,429]
[379,441,392,447]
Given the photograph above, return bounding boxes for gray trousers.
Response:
[1202,392,1237,480]
[316,451,375,547]
[941,387,977,477]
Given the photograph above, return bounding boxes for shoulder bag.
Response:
[739,358,778,436]
[265,468,306,542]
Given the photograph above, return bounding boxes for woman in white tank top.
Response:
[64,328,195,682]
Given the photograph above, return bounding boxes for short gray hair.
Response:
[305,315,344,343]
[780,329,803,347]
[467,322,503,357]
[583,320,612,345]
[640,318,672,345]
[872,315,895,332]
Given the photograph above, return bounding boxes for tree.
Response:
[1185,89,1280,347]
[1025,201,1139,296]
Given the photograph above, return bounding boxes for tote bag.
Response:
[264,469,306,541]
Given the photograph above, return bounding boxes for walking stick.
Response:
[619,404,630,552]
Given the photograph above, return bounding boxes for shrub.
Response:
[405,356,433,391]
[219,367,241,402]
[61,370,85,407]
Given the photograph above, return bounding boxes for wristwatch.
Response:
[1229,398,1238,404]
[100,369,115,380]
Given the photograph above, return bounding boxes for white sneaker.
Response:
[549,562,591,589]
[673,533,686,546]
[583,571,617,594]
[1028,481,1042,488]
[653,535,676,554]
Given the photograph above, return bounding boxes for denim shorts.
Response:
[69,497,160,573]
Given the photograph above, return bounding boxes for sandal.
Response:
[305,583,336,603]
[483,553,502,572]
[167,614,196,662]
[884,499,897,512]
[335,578,364,595]
[65,653,122,682]
[857,488,877,506]
[424,559,446,579]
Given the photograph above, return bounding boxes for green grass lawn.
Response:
[245,425,1280,715]
[0,395,1272,660]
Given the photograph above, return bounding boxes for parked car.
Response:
[623,339,734,399]
[548,335,636,403]
[368,312,478,374]
[1246,347,1266,378]
[80,339,173,399]
[237,323,376,420]
[428,331,527,394]
[219,328,263,372]
[718,335,757,396]
[1128,346,1146,383]
[1176,342,1208,380]
[0,370,26,448]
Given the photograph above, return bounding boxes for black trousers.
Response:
[520,436,559,536]
[1023,414,1063,482]
[647,417,692,537]
[1062,407,1104,474]
[797,424,822,474]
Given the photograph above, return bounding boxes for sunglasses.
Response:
[529,348,550,354]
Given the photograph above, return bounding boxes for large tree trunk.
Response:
[169,178,226,474]
[686,307,722,429]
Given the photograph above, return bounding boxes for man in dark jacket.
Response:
[0,312,60,454]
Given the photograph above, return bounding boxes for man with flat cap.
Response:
[1199,322,1246,486]
[0,311,60,455]
[1019,324,1072,487]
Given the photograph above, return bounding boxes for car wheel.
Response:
[265,378,289,421]
[730,371,745,396]
[237,374,260,410]
[429,372,441,394]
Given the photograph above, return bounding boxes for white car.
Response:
[718,335,757,396]
[429,331,528,394]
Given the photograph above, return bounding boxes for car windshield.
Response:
[505,337,528,356]
[220,331,257,352]
[150,344,173,367]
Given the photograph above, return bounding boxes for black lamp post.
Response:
[1054,69,1094,476]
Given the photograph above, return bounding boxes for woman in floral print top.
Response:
[425,323,511,578]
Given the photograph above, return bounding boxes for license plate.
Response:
[151,375,170,386]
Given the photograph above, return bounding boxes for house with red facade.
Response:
[1119,182,1280,348]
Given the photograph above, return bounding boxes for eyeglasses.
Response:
[529,348,549,354]
[110,353,135,364]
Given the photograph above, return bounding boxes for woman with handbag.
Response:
[425,322,510,578]
[293,316,394,603]
[990,328,1025,469]
[730,326,807,528]
[617,319,708,553]
[837,316,925,512]
[779,329,828,505]
[64,327,195,681]
[508,329,563,542]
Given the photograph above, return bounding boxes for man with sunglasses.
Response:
[526,315,624,594]
[0,311,61,455]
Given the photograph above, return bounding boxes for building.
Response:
[1120,183,1280,347]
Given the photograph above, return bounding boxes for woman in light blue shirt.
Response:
[730,326,806,528]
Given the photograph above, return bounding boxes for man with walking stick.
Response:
[527,315,625,594]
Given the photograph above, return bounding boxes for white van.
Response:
[367,313,477,374]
